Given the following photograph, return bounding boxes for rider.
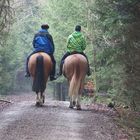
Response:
[59,25,91,76]
[25,24,57,81]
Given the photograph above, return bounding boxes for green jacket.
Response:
[67,31,86,53]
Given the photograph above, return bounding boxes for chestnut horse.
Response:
[63,54,88,110]
[28,52,52,106]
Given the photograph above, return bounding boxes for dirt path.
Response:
[0,94,128,140]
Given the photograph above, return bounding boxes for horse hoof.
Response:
[76,106,82,110]
[42,95,45,104]
[69,106,73,109]
[77,107,82,110]
[73,101,76,107]
[36,102,42,107]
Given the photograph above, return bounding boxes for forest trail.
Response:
[0,94,128,140]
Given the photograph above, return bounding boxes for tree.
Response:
[0,0,14,94]
[87,0,140,110]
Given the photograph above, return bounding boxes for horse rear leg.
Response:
[69,97,74,109]
[76,81,84,110]
[71,92,81,110]
[69,95,77,109]
[36,92,44,107]
[42,93,45,103]
[76,95,81,110]
[40,92,45,105]
[36,92,40,106]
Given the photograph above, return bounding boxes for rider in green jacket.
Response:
[67,30,86,53]
[59,25,91,76]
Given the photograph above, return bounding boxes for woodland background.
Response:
[0,0,140,111]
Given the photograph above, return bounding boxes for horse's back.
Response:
[28,52,52,78]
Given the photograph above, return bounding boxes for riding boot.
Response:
[87,64,91,76]
[25,72,30,77]
[49,55,57,81]
[50,65,57,81]
[78,52,91,76]
[59,61,63,76]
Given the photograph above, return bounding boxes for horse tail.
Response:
[69,63,81,97]
[32,55,46,93]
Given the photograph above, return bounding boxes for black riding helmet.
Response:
[41,24,49,29]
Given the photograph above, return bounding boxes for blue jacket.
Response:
[33,29,54,54]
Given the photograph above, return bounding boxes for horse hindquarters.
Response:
[64,54,87,110]
[32,55,46,93]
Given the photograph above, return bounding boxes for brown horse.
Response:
[28,52,52,106]
[63,54,88,110]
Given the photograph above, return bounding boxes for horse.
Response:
[63,54,88,110]
[28,52,52,106]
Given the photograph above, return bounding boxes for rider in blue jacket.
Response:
[25,24,56,81]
